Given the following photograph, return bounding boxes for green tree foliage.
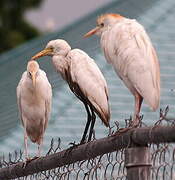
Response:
[0,0,43,53]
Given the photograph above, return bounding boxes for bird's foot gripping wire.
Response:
[63,141,80,157]
[22,156,40,168]
[128,114,143,128]
[113,115,143,136]
[68,141,80,151]
[69,141,80,148]
[113,127,134,136]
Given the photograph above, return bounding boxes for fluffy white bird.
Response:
[84,13,160,126]
[31,39,110,143]
[17,60,52,160]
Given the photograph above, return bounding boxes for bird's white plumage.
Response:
[31,39,110,141]
[40,39,110,125]
[51,46,110,125]
[17,67,52,146]
[100,18,160,110]
[67,49,110,120]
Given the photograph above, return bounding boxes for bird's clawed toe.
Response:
[32,156,40,160]
[113,117,142,136]
[69,141,80,149]
[64,142,80,157]
[80,140,87,145]
[129,115,143,128]
[113,127,133,135]
[23,156,39,168]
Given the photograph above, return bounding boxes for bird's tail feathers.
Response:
[145,89,160,111]
[27,128,43,145]
[93,102,110,127]
[29,135,42,145]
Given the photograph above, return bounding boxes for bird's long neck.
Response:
[52,55,69,80]
[26,76,39,101]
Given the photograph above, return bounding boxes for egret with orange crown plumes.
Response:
[84,13,160,126]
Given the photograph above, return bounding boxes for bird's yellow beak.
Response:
[31,48,53,60]
[31,72,36,88]
[84,26,100,38]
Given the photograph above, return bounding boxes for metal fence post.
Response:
[125,146,152,180]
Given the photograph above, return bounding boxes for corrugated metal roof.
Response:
[1,0,175,156]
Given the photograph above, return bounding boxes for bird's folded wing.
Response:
[68,49,110,125]
[16,72,27,125]
[109,21,160,110]
[39,70,52,131]
[126,29,160,110]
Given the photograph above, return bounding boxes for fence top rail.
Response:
[0,125,175,179]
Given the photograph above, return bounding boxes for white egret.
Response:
[84,13,160,126]
[17,60,52,159]
[31,39,110,143]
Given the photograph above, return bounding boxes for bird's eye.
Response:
[28,72,32,77]
[100,23,104,27]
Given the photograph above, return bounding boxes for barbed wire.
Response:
[1,106,175,180]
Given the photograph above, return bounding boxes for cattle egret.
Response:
[84,14,160,126]
[31,39,110,143]
[17,61,52,160]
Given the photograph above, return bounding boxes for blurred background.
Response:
[0,0,112,53]
[0,0,175,157]
[26,0,113,32]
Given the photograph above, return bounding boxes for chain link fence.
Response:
[0,107,175,180]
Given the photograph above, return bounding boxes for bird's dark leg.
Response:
[80,102,92,144]
[131,93,143,127]
[87,106,96,142]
